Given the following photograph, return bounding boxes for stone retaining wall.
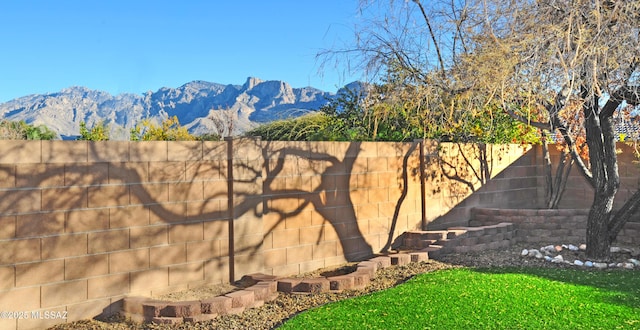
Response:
[401,222,516,254]
[470,208,640,246]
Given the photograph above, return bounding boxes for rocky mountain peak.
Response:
[0,78,352,140]
[243,77,265,90]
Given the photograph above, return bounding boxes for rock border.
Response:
[521,244,640,269]
[122,251,433,324]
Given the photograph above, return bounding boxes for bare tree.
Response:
[333,0,640,260]
[467,0,640,260]
[209,107,237,138]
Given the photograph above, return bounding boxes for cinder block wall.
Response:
[0,141,231,330]
[259,141,540,275]
[423,143,542,230]
[0,139,597,329]
[260,141,425,276]
[549,143,640,209]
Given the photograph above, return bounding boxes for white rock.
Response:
[521,249,529,256]
[623,263,635,269]
[529,249,543,259]
[574,260,584,266]
[610,247,621,253]
[594,262,608,269]
[543,245,555,253]
[579,244,587,251]
[585,261,594,267]
[568,244,579,251]
[562,244,568,249]
[552,255,564,263]
[544,256,553,262]
[628,259,640,266]
[611,263,620,268]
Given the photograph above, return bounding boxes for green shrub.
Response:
[130,116,196,141]
[77,121,110,141]
[0,120,57,140]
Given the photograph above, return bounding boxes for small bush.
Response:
[0,120,57,140]
[130,116,196,141]
[77,121,110,141]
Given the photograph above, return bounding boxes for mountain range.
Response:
[0,77,357,140]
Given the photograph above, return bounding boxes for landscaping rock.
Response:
[528,249,543,259]
[542,245,555,254]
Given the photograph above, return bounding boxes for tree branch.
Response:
[608,190,640,243]
[412,0,447,79]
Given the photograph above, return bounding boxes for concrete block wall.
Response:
[0,141,231,330]
[546,143,640,209]
[4,139,633,329]
[260,141,424,276]
[423,143,542,229]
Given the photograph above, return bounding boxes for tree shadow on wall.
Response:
[0,139,425,322]
[252,139,426,261]
[257,141,374,262]
[380,141,420,252]
[427,142,534,229]
[0,141,236,320]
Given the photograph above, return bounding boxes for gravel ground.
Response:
[48,242,638,330]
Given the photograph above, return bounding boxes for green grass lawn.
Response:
[279,267,640,330]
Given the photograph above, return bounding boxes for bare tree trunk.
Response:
[584,96,618,260]
[586,193,615,261]
[542,134,572,209]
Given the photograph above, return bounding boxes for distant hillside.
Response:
[0,77,350,140]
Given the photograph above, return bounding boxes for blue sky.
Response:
[0,1,363,102]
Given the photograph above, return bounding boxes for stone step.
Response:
[421,245,444,258]
[404,230,449,241]
[447,229,469,238]
[402,238,437,249]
